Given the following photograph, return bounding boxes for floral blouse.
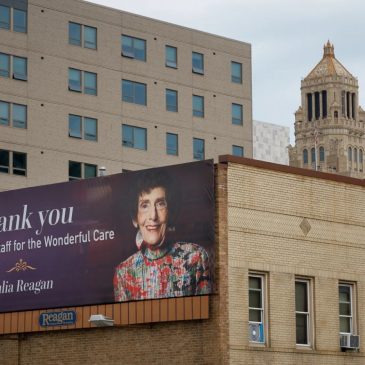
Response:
[113,241,210,301]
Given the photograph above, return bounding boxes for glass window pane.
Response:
[12,104,27,128]
[134,127,146,150]
[122,124,133,147]
[232,145,243,157]
[166,46,177,68]
[296,313,308,344]
[192,52,204,74]
[166,89,177,112]
[232,103,243,125]
[0,149,9,173]
[231,61,242,83]
[0,101,10,126]
[84,117,97,141]
[69,22,81,46]
[339,286,351,302]
[303,149,308,164]
[69,161,81,179]
[0,53,10,78]
[13,8,27,33]
[249,309,261,322]
[68,68,81,92]
[193,138,204,160]
[84,164,97,178]
[134,82,146,105]
[84,26,97,49]
[13,56,27,80]
[295,281,308,312]
[340,316,351,333]
[134,38,146,61]
[339,303,351,316]
[69,114,82,138]
[84,72,97,95]
[12,152,26,175]
[249,291,262,308]
[121,35,133,57]
[193,95,204,117]
[0,5,10,30]
[249,277,262,290]
[166,133,178,155]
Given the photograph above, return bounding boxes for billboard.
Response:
[0,160,215,313]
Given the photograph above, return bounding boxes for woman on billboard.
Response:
[113,170,210,301]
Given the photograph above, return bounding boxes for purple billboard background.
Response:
[0,160,215,313]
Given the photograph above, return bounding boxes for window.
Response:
[0,149,26,176]
[166,133,178,156]
[232,103,243,125]
[122,80,147,106]
[122,124,147,150]
[322,90,327,118]
[314,91,320,120]
[0,101,27,128]
[348,147,352,161]
[339,283,355,334]
[166,89,178,112]
[121,35,146,61]
[311,147,316,164]
[193,138,205,160]
[231,61,242,84]
[303,149,308,164]
[0,5,27,33]
[69,22,97,49]
[192,52,204,74]
[319,146,325,162]
[68,68,97,95]
[69,114,97,141]
[0,53,27,80]
[307,93,313,122]
[248,274,265,344]
[232,145,244,157]
[193,95,204,117]
[69,161,97,181]
[295,279,311,346]
[165,45,177,68]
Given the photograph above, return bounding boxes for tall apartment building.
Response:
[289,41,365,177]
[0,0,252,192]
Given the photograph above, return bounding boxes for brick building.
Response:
[1,157,364,364]
[0,0,252,192]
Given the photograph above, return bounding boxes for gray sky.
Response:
[87,0,365,143]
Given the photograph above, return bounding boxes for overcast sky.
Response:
[87,0,365,143]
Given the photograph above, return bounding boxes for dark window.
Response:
[346,92,350,118]
[231,61,242,84]
[12,56,27,80]
[307,93,312,121]
[354,148,358,163]
[348,147,352,161]
[0,149,26,175]
[339,284,353,334]
[0,52,9,77]
[232,145,244,157]
[69,22,97,49]
[303,149,308,164]
[69,161,97,181]
[295,280,310,345]
[68,68,81,92]
[311,148,316,165]
[84,71,97,95]
[0,101,26,128]
[0,149,9,173]
[192,52,204,74]
[351,93,356,120]
[165,45,177,68]
[13,8,26,33]
[166,133,178,156]
[314,92,320,120]
[0,5,10,30]
[166,89,178,112]
[68,68,97,95]
[193,137,205,160]
[122,80,147,105]
[232,103,243,125]
[341,90,346,116]
[69,114,97,141]
[121,35,146,61]
[122,124,147,150]
[84,26,97,49]
[319,146,325,162]
[322,90,327,118]
[193,95,204,117]
[69,22,81,46]
[0,101,9,125]
[360,150,363,164]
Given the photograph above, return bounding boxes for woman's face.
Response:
[134,187,168,246]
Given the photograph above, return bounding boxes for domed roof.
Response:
[305,41,355,80]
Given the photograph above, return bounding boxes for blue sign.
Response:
[39,310,77,327]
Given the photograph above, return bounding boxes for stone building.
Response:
[0,0,252,192]
[289,42,365,177]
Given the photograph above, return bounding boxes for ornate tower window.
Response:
[307,94,312,122]
[311,148,316,168]
[319,147,325,162]
[314,92,320,120]
[322,90,327,118]
[303,149,308,165]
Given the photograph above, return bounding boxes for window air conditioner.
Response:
[249,323,264,343]
[340,334,360,349]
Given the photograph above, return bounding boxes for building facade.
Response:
[289,42,365,177]
[1,157,365,364]
[0,0,252,192]
[253,120,290,165]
